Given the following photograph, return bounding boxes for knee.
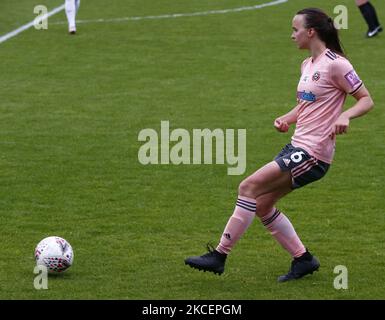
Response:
[238,179,257,197]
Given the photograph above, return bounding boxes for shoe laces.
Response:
[286,259,301,274]
[202,243,216,258]
[289,257,313,274]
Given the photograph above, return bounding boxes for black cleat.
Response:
[278,250,320,282]
[366,25,383,38]
[185,244,227,275]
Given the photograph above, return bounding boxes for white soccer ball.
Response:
[34,236,74,273]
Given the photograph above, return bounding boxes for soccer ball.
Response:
[34,236,74,273]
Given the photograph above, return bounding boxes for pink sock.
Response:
[216,196,256,255]
[261,208,306,258]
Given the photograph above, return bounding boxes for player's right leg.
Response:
[65,0,77,34]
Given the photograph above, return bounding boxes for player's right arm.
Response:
[274,58,308,133]
[274,104,301,132]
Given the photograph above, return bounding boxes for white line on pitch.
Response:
[0,4,65,44]
[51,0,288,25]
[0,0,288,44]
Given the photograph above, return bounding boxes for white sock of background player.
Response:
[65,0,80,32]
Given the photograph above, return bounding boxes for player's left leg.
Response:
[75,0,81,13]
[256,193,306,258]
[257,199,320,282]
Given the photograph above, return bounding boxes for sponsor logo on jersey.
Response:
[297,90,316,102]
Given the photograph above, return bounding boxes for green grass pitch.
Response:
[0,0,384,299]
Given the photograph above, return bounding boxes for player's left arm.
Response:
[332,85,374,138]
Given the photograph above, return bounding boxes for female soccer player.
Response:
[185,8,374,282]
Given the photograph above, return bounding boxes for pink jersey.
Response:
[291,49,363,163]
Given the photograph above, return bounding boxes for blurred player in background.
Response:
[356,0,382,37]
[65,0,80,34]
[185,8,374,282]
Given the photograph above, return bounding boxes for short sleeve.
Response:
[330,58,363,95]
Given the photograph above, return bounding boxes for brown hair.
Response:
[297,8,345,56]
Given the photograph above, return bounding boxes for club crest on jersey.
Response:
[297,90,316,102]
[312,71,321,81]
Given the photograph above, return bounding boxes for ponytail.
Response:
[297,8,345,57]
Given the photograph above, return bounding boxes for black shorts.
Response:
[274,143,330,189]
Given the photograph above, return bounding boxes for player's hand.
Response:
[274,118,289,132]
[330,114,350,139]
